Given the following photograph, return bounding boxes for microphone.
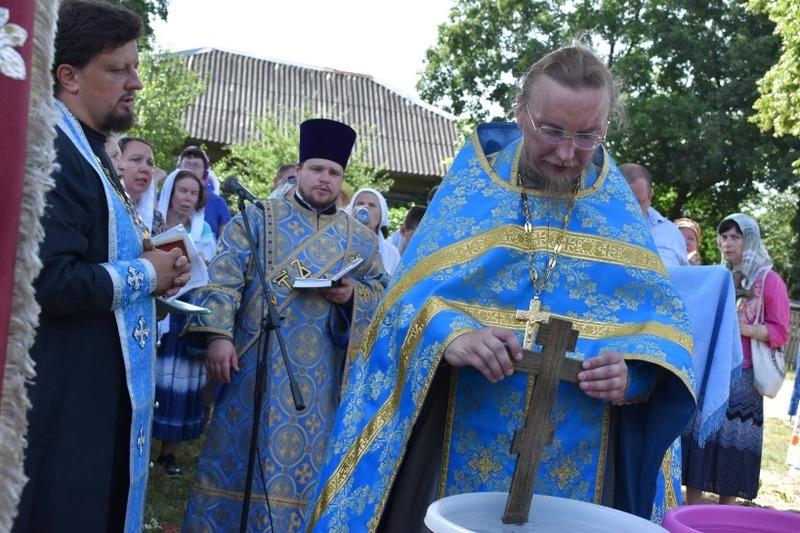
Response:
[222,175,263,209]
[354,205,371,226]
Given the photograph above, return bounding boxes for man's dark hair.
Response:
[717,219,742,236]
[53,0,142,93]
[403,206,427,232]
[119,136,152,152]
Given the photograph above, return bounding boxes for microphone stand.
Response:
[236,195,305,533]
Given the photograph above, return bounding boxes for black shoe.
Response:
[156,454,182,476]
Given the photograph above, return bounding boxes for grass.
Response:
[143,420,800,529]
[751,417,800,511]
[143,437,204,531]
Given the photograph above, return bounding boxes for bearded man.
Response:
[306,43,696,532]
[14,2,190,532]
[181,119,388,532]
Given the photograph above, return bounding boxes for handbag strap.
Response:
[755,269,769,325]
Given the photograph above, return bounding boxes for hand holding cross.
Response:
[503,316,581,524]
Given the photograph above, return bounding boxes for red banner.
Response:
[0,1,36,396]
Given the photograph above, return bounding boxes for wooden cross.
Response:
[502,316,581,524]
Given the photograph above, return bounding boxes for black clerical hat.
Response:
[299,119,357,169]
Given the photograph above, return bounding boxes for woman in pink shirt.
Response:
[684,213,790,505]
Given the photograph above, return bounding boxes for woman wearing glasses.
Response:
[683,213,790,505]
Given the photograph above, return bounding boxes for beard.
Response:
[519,146,584,195]
[100,107,135,133]
[297,184,337,210]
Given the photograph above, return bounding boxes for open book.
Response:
[151,224,210,313]
[292,256,364,289]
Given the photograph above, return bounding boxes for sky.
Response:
[153,0,455,100]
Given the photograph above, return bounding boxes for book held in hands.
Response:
[292,257,364,289]
[151,224,211,314]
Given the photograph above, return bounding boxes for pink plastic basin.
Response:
[663,505,800,533]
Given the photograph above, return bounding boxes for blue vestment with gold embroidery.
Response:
[306,124,696,531]
[182,196,387,532]
[52,102,157,532]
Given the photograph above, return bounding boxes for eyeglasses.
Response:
[525,104,605,150]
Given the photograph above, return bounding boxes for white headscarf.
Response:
[136,177,157,232]
[158,169,207,245]
[207,168,221,195]
[718,213,773,289]
[346,188,401,275]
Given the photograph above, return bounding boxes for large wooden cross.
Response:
[503,311,581,524]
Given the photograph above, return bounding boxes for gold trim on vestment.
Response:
[193,483,307,508]
[662,446,677,510]
[469,130,610,198]
[443,300,692,354]
[359,226,665,360]
[436,299,696,400]
[308,297,452,528]
[184,325,233,338]
[369,326,470,532]
[435,344,612,506]
[595,406,610,504]
[201,284,242,301]
[263,200,344,284]
[263,198,276,276]
[438,366,460,499]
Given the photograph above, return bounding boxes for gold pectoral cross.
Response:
[515,297,551,350]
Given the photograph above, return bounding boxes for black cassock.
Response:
[14,124,132,533]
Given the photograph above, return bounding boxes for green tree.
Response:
[742,187,799,298]
[419,0,800,225]
[215,113,392,209]
[748,0,800,298]
[749,0,800,164]
[110,0,169,38]
[128,48,204,170]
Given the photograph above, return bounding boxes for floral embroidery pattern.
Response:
[0,7,27,81]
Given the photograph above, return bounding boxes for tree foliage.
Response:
[747,0,800,298]
[693,188,799,298]
[741,187,799,298]
[419,0,800,226]
[127,48,204,170]
[214,113,393,208]
[748,1,800,158]
[110,0,169,38]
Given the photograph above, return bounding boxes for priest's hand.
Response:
[443,327,523,383]
[577,351,628,401]
[206,338,239,384]
[319,277,354,305]
[141,247,192,297]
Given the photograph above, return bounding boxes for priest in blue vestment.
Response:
[14,3,191,532]
[306,44,696,532]
[182,119,388,532]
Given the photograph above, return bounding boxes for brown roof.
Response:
[180,48,458,178]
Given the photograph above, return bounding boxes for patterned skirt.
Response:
[682,367,763,499]
[152,312,208,443]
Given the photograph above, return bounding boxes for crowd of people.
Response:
[12,1,797,532]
